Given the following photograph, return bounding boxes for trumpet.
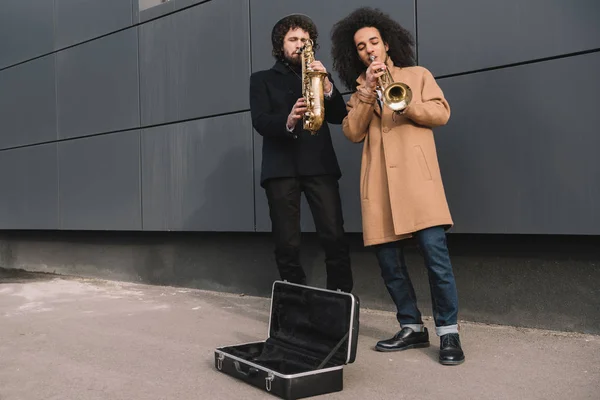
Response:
[370,55,412,113]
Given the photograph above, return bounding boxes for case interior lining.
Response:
[269,284,352,366]
[221,340,338,375]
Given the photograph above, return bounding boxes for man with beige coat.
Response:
[331,7,464,365]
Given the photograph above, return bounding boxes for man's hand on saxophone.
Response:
[309,60,332,93]
[286,97,307,131]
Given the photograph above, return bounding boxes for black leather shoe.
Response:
[439,333,465,365]
[375,327,430,352]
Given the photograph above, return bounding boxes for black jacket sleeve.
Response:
[324,74,348,125]
[249,72,296,139]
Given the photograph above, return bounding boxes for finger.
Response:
[294,110,308,117]
[310,62,325,72]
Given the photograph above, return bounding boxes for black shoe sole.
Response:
[439,357,465,366]
[375,342,430,352]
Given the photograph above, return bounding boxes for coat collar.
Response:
[271,59,299,75]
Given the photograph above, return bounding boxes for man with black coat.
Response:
[249,14,353,292]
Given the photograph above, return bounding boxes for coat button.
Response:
[383,127,389,133]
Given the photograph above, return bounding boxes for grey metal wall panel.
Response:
[57,28,140,139]
[250,0,415,91]
[0,55,57,149]
[0,144,59,229]
[139,0,174,23]
[175,0,209,10]
[254,95,363,233]
[142,113,254,231]
[138,12,180,125]
[139,0,250,126]
[435,52,600,234]
[329,122,363,233]
[139,0,210,23]
[55,0,133,49]
[0,0,54,69]
[418,0,600,76]
[58,132,142,230]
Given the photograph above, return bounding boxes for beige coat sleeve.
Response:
[403,68,451,128]
[342,86,378,143]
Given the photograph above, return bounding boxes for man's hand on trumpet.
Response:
[365,60,387,91]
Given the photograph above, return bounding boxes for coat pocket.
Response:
[414,145,432,181]
[362,162,370,200]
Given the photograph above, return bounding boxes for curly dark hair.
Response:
[271,14,319,61]
[331,7,415,90]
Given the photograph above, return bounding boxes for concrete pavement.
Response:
[1,269,599,400]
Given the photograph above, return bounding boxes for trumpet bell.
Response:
[383,82,412,112]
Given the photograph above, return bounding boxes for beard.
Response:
[283,52,301,66]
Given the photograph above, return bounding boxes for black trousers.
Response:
[264,175,353,292]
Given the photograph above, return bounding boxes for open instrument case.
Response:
[214,281,360,399]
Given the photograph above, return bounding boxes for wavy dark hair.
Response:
[271,14,319,61]
[331,7,415,90]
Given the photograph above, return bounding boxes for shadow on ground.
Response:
[0,267,63,284]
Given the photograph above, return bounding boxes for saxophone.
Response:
[299,39,327,135]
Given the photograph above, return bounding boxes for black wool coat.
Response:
[249,60,348,187]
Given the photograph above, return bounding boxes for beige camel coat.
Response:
[343,63,453,246]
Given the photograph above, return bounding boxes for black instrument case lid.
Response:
[266,281,359,367]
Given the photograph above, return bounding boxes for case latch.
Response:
[217,353,225,370]
[265,373,274,392]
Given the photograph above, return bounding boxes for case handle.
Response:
[233,360,259,377]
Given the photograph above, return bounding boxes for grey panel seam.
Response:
[0,109,253,153]
[436,47,600,79]
[137,25,144,230]
[248,0,256,232]
[414,0,419,65]
[53,0,60,228]
[57,143,62,229]
[0,87,350,154]
[54,51,61,228]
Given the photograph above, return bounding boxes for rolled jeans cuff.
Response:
[436,324,459,336]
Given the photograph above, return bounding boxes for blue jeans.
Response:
[374,226,459,336]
